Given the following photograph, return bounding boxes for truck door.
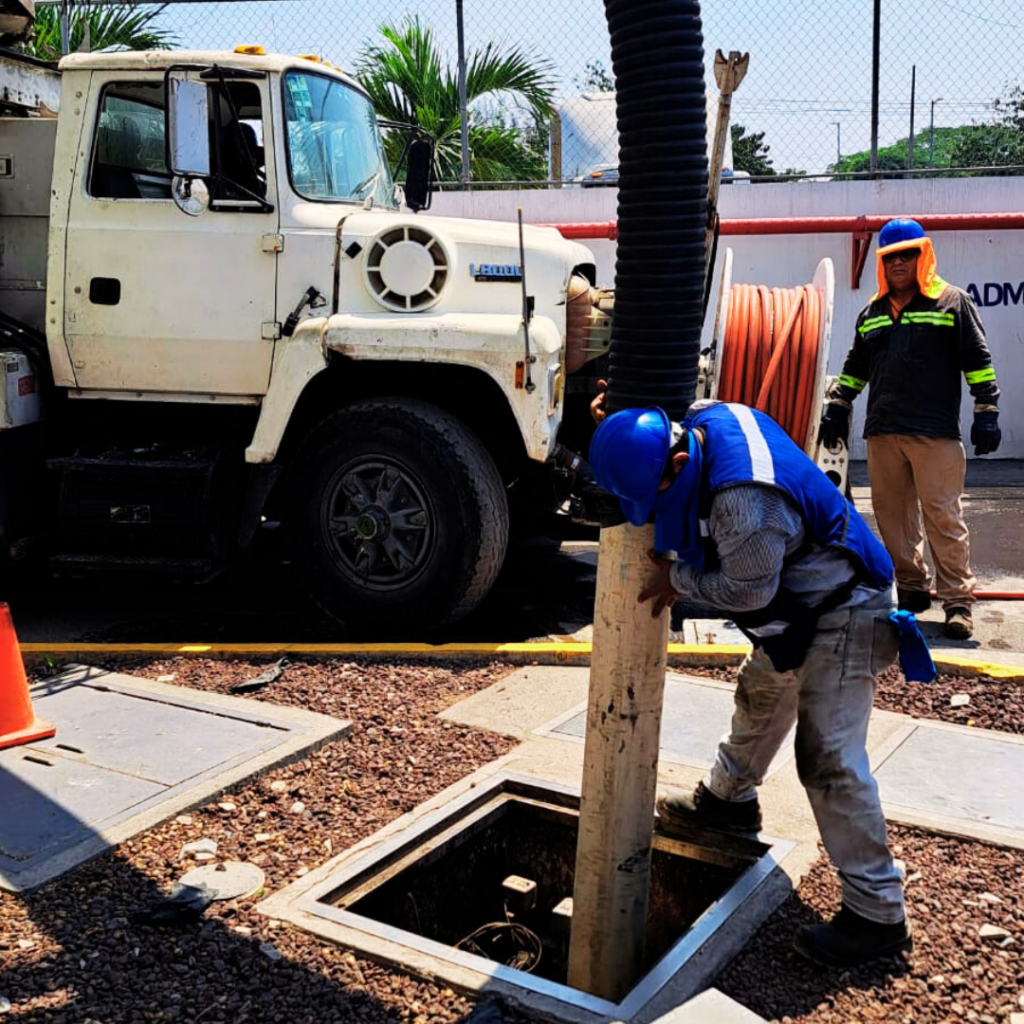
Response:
[64,72,278,396]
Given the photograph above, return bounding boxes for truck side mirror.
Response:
[166,76,211,178]
[404,138,434,213]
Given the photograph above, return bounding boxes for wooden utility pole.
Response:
[567,523,670,1001]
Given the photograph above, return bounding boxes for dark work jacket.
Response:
[830,286,999,440]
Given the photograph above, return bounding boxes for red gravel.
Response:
[681,663,1024,735]
[716,825,1024,1024]
[0,658,525,1024]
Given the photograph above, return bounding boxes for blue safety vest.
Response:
[685,402,894,592]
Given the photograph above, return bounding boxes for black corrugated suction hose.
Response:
[603,0,708,421]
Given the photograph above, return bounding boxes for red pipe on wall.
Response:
[541,212,1024,239]
[541,212,1024,288]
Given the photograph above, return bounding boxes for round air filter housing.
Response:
[365,226,450,311]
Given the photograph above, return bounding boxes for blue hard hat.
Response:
[878,218,926,249]
[589,407,672,527]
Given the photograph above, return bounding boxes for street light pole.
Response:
[455,0,471,186]
[929,97,943,167]
[908,65,916,170]
[869,0,881,176]
[830,121,841,165]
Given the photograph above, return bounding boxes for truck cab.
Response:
[1,48,611,633]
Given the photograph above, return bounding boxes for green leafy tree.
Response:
[830,123,1023,178]
[576,59,614,93]
[355,17,556,183]
[23,3,176,62]
[730,124,776,176]
[945,124,1024,175]
[993,82,1024,133]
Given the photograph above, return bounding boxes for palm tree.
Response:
[25,3,177,62]
[355,17,556,182]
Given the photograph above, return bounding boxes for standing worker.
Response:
[817,218,1000,640]
[588,400,914,966]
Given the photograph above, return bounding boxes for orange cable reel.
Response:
[716,271,828,451]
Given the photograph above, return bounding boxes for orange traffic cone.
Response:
[0,602,55,751]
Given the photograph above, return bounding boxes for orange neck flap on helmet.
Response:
[872,235,948,301]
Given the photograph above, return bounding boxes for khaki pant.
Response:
[707,591,906,924]
[866,434,975,609]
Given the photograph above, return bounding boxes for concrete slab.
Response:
[0,664,350,891]
[647,987,768,1024]
[541,674,793,777]
[874,720,1024,849]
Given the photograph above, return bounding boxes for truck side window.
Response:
[209,81,267,207]
[89,79,267,208]
[90,83,172,200]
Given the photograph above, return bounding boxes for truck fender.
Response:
[245,318,329,464]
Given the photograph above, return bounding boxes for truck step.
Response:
[49,553,220,581]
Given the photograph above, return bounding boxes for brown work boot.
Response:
[656,781,762,836]
[794,905,912,967]
[943,606,973,640]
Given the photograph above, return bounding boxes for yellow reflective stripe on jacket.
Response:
[839,373,867,392]
[965,367,997,385]
[922,275,949,300]
[858,316,892,334]
[904,311,955,325]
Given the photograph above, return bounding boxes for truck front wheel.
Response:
[287,398,509,635]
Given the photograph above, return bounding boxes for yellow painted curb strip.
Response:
[929,653,1024,680]
[19,641,1024,680]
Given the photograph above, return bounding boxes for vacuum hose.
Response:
[603,0,708,420]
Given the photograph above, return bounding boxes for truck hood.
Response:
[288,203,595,275]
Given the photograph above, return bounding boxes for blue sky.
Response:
[155,0,1022,173]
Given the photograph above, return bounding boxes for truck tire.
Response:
[286,398,509,635]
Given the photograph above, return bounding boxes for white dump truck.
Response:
[0,42,613,633]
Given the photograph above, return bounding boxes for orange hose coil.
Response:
[717,282,822,449]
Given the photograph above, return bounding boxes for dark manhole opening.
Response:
[302,776,793,1014]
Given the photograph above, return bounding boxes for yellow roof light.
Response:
[234,44,265,55]
[297,53,321,62]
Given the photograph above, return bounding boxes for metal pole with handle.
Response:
[704,50,749,301]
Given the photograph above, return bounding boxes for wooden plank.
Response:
[567,523,669,1000]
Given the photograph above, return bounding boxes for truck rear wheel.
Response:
[287,398,509,635]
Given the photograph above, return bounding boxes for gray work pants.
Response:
[707,592,906,924]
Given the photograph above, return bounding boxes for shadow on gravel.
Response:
[715,889,912,1021]
[8,536,599,645]
[0,767,522,1024]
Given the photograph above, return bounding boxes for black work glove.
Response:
[971,410,1001,456]
[569,484,627,528]
[817,402,851,450]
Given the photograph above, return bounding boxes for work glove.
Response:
[569,478,627,529]
[817,402,851,451]
[970,410,1001,456]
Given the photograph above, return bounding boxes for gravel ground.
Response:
[717,825,1024,1024]
[7,656,1022,1023]
[1,658,522,1024]
[680,664,1024,734]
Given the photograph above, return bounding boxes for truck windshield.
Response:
[283,70,395,207]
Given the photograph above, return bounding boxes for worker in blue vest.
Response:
[589,400,912,967]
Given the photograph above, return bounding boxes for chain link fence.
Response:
[24,0,1024,184]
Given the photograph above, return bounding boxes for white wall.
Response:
[432,178,1024,459]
